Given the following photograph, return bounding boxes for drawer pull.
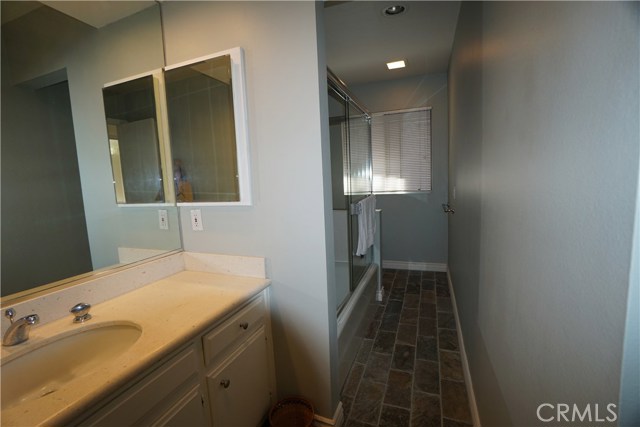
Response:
[220,379,231,388]
[239,322,249,330]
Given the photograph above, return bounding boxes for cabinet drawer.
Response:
[203,293,265,366]
[80,345,201,426]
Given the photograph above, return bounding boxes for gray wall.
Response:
[163,2,339,417]
[351,74,449,265]
[449,2,639,425]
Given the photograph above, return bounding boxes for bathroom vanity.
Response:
[0,253,275,427]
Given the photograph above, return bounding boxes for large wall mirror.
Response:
[0,2,182,301]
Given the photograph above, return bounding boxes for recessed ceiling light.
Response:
[386,60,406,70]
[383,5,406,16]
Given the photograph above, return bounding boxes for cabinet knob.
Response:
[220,379,231,388]
[239,322,249,330]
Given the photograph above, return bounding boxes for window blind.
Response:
[371,108,431,193]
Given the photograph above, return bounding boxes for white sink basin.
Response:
[1,321,142,410]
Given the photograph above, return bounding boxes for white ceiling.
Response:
[40,1,156,28]
[2,1,460,87]
[323,1,461,86]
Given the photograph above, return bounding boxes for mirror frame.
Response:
[164,47,252,206]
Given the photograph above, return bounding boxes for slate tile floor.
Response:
[341,269,473,427]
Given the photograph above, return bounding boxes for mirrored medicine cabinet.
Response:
[103,72,172,205]
[102,47,252,208]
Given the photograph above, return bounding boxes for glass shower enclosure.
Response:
[328,73,373,313]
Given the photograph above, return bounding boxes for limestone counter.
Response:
[1,267,270,426]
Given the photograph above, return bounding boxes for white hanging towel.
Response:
[355,195,376,256]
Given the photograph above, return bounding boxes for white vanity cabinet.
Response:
[78,343,207,427]
[203,293,274,427]
[76,290,275,427]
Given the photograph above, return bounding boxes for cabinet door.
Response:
[79,345,203,427]
[153,385,208,427]
[207,327,272,427]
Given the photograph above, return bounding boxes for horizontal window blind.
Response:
[371,108,431,193]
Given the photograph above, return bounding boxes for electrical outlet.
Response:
[158,209,169,230]
[190,209,203,231]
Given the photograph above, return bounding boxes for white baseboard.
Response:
[382,260,448,272]
[447,267,481,427]
[314,401,344,427]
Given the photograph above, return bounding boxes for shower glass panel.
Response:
[347,100,373,290]
[329,86,350,310]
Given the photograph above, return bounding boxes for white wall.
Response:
[162,2,339,417]
[351,74,449,266]
[449,2,640,425]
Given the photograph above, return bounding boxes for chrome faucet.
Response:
[3,308,40,346]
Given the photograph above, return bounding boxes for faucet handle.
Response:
[70,302,92,323]
[5,308,16,323]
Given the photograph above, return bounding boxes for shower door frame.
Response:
[328,70,373,314]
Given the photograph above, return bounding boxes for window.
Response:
[371,107,432,193]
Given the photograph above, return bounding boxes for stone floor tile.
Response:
[418,317,437,337]
[391,343,415,372]
[419,302,437,318]
[364,320,380,339]
[363,352,392,384]
[403,294,420,309]
[441,380,472,423]
[414,359,440,394]
[400,308,419,325]
[411,391,441,427]
[343,362,365,397]
[385,300,403,315]
[438,329,460,351]
[389,288,405,301]
[436,297,453,312]
[379,405,410,427]
[356,339,374,364]
[373,331,397,354]
[442,417,474,427]
[380,313,400,332]
[396,323,417,345]
[416,335,438,361]
[350,379,385,425]
[436,284,451,297]
[384,369,412,409]
[440,350,464,381]
[437,312,456,330]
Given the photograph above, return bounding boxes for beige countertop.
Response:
[1,270,270,427]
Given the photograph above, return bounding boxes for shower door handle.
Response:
[442,203,455,214]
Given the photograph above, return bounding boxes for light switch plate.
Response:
[190,209,203,231]
[158,209,169,230]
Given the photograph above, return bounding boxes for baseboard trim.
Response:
[382,260,448,272]
[447,267,481,427]
[314,401,344,427]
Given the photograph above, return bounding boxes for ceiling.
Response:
[323,1,461,86]
[2,1,460,86]
[1,1,155,28]
[41,1,156,28]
